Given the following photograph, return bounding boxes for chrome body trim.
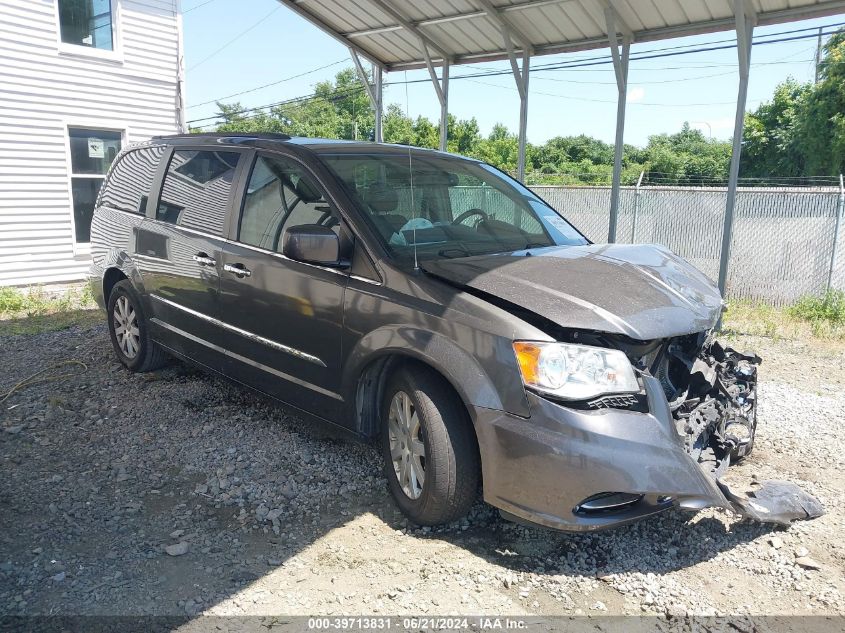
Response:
[150,318,342,400]
[132,253,171,263]
[150,294,327,367]
[192,254,217,266]
[148,221,383,285]
[223,263,251,277]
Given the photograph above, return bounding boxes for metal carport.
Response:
[276,0,845,294]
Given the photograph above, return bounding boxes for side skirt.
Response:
[152,339,365,445]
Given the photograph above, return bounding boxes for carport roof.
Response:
[277,0,845,71]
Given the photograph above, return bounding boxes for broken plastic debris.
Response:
[717,479,825,526]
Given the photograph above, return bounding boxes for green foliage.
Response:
[742,29,845,181]
[741,79,811,179]
[644,124,731,185]
[799,30,845,177]
[0,286,95,319]
[787,290,845,325]
[0,285,98,335]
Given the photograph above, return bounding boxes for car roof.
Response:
[151,133,471,160]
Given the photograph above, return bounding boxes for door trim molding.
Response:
[150,318,342,401]
[150,294,327,368]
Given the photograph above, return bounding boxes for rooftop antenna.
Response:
[405,71,419,271]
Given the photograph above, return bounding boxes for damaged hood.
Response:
[424,243,723,340]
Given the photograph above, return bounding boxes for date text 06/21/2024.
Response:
[307,617,528,630]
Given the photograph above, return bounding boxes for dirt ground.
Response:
[0,319,843,621]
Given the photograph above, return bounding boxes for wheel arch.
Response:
[344,326,504,440]
[99,249,148,299]
[102,267,128,302]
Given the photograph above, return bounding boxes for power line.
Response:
[464,77,766,107]
[188,59,348,108]
[187,5,281,71]
[191,21,844,111]
[187,23,845,127]
[183,0,219,13]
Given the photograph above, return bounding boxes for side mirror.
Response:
[282,224,347,267]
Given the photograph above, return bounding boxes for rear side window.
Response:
[99,146,164,215]
[156,149,240,235]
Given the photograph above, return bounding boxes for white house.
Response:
[0,0,184,286]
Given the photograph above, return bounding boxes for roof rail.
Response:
[152,132,292,141]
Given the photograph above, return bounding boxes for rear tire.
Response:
[107,280,169,372]
[381,363,479,526]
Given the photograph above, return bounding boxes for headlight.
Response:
[512,341,639,400]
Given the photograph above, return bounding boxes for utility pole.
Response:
[815,26,823,83]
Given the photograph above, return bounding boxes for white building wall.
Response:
[0,0,182,286]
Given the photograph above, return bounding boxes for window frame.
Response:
[151,145,248,238]
[54,0,122,63]
[234,151,340,254]
[98,144,165,217]
[64,121,126,253]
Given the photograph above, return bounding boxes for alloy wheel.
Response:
[113,295,140,359]
[388,390,426,499]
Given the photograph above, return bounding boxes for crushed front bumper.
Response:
[473,340,760,531]
[474,377,730,531]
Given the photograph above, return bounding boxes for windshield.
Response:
[319,152,588,262]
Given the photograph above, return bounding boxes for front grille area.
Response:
[587,394,639,409]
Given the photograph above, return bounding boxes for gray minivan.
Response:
[89,133,759,531]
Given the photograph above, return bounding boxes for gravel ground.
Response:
[0,321,843,617]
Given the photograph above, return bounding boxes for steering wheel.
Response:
[452,208,489,226]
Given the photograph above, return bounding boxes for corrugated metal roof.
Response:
[277,0,845,70]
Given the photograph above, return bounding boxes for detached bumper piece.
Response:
[717,479,825,526]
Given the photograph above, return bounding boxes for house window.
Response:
[58,0,114,51]
[68,127,122,243]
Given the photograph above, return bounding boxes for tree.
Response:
[798,30,845,176]
[382,104,414,145]
[641,124,730,185]
[741,78,812,179]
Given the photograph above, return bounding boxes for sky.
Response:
[182,0,845,147]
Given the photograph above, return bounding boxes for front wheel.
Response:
[107,280,169,372]
[381,364,479,526]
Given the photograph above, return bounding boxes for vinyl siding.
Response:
[0,0,181,286]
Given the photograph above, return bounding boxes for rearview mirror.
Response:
[282,224,347,267]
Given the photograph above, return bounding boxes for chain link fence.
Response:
[531,184,845,306]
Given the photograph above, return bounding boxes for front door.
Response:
[136,147,244,371]
[216,151,348,420]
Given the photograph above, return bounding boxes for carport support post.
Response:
[422,44,449,151]
[479,0,532,180]
[350,50,383,143]
[503,46,529,180]
[606,5,631,244]
[374,65,383,143]
[630,170,644,243]
[517,50,530,181]
[439,62,449,151]
[717,0,755,298]
[828,174,845,292]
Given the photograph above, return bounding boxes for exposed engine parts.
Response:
[654,336,760,477]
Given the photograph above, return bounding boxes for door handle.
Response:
[224,263,252,278]
[193,252,216,266]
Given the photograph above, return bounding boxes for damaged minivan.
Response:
[89,134,763,531]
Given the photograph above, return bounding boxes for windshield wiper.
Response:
[438,247,472,258]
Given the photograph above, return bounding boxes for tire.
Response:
[107,279,169,372]
[381,363,479,526]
